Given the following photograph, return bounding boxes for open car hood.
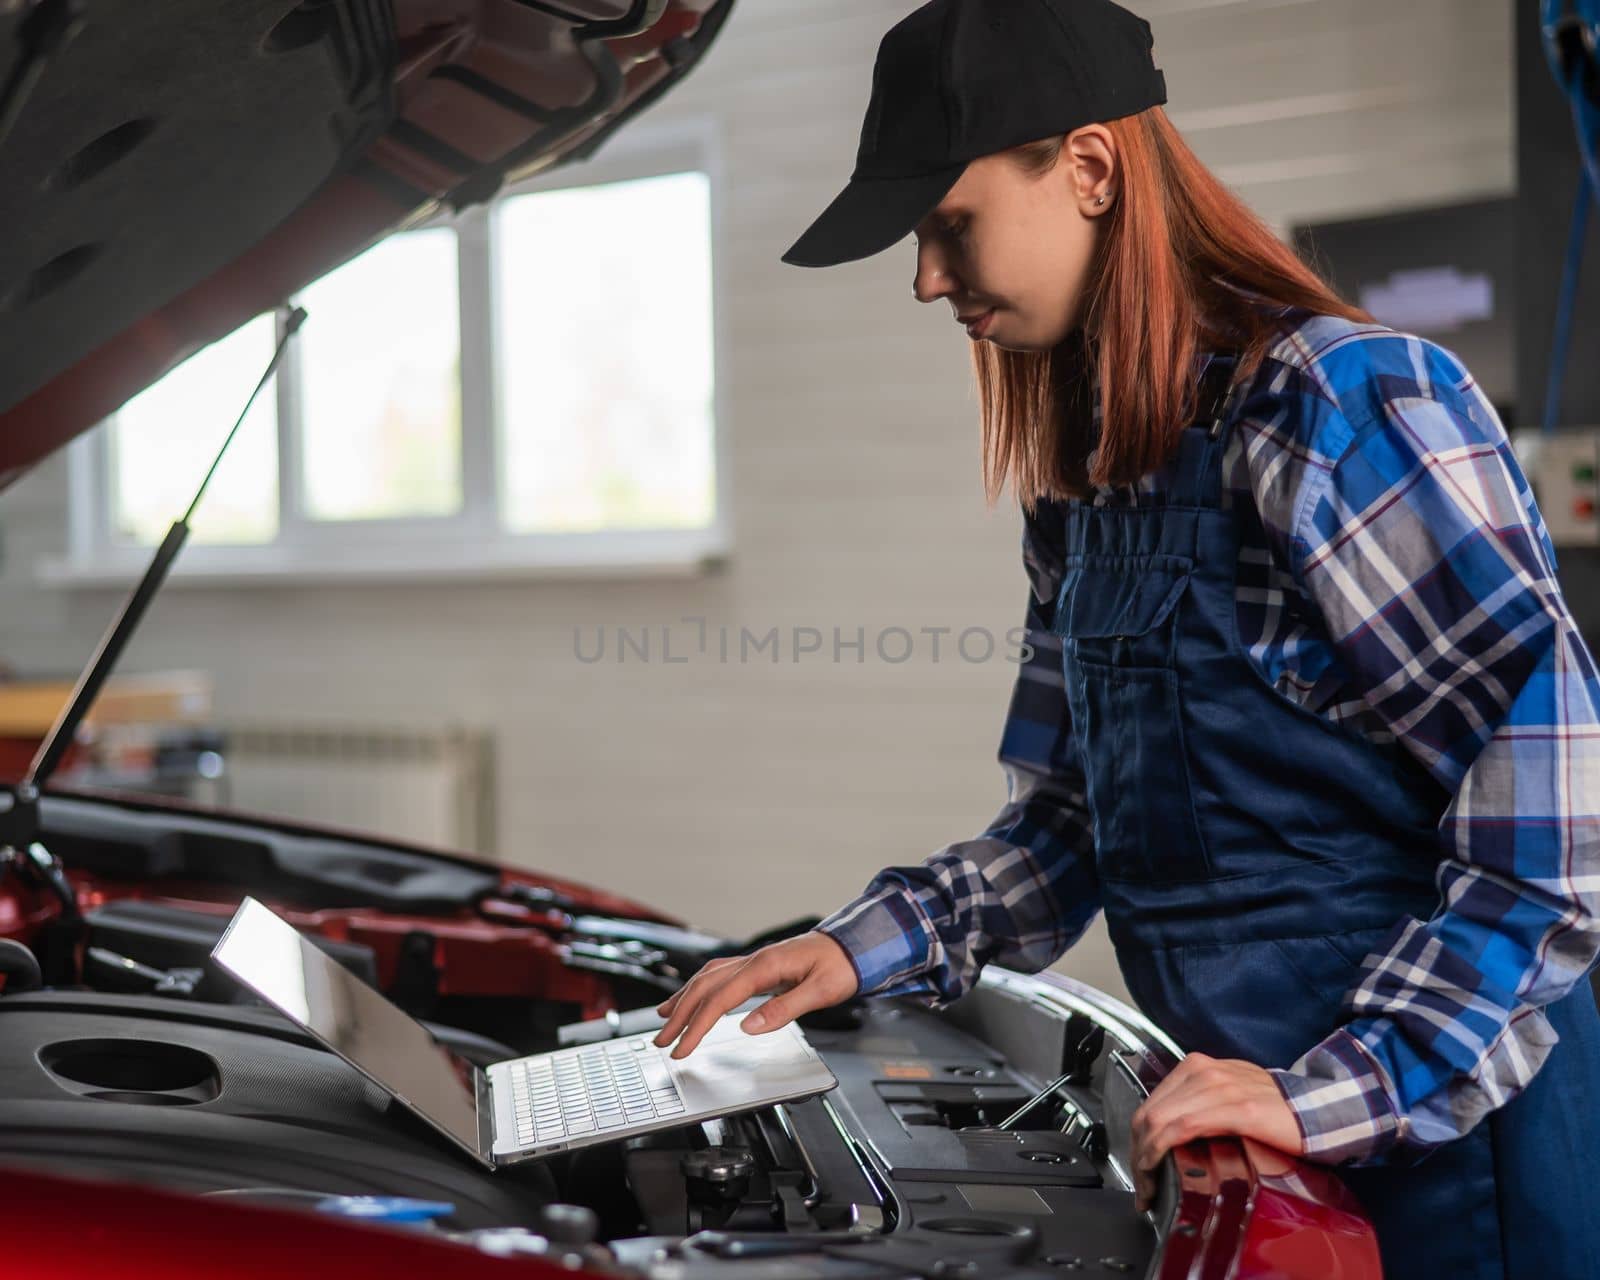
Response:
[0,0,732,487]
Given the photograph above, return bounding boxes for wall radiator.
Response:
[216,723,495,855]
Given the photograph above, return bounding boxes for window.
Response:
[56,122,724,584]
[109,313,280,547]
[498,171,715,534]
[298,228,463,524]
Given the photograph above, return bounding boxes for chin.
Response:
[990,334,1047,353]
[987,318,1068,354]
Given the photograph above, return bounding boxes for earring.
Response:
[1096,194,1106,205]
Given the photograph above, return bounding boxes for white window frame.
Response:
[43,115,730,587]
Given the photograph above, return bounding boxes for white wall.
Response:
[0,0,1513,1006]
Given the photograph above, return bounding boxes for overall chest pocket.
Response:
[1054,554,1192,668]
[1052,554,1210,883]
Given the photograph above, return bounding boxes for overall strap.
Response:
[1168,351,1242,509]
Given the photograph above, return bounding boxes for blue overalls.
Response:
[1049,353,1600,1278]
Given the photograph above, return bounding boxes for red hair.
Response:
[973,106,1373,505]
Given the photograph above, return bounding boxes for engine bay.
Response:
[0,795,1176,1277]
[1,928,1163,1278]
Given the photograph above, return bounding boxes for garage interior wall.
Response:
[0,0,1512,1005]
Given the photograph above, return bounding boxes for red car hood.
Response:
[0,0,731,487]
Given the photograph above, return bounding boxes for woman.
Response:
[653,1,1600,1274]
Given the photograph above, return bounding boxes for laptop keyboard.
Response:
[508,1038,687,1147]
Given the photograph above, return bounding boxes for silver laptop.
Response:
[210,896,838,1168]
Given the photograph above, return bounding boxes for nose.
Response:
[912,240,959,304]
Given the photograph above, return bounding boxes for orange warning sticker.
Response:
[879,1061,933,1080]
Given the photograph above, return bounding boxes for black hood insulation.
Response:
[0,0,395,414]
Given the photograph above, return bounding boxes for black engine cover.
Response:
[0,992,552,1229]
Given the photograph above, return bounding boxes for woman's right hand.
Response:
[651,931,861,1059]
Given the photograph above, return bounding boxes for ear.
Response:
[1062,124,1117,212]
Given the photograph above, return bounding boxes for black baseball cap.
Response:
[781,0,1166,268]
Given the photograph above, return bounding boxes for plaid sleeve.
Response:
[814,509,1102,1007]
[1269,334,1600,1165]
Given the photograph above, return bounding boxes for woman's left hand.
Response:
[1129,1053,1304,1212]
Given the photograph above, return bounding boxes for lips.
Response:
[962,309,996,339]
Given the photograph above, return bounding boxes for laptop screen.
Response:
[212,896,482,1158]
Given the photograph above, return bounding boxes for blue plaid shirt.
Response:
[815,309,1600,1166]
